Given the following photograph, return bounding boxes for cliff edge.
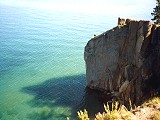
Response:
[84,18,160,104]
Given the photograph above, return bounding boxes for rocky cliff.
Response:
[84,18,160,104]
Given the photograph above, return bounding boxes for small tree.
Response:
[151,0,160,24]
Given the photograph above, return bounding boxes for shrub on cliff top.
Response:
[151,0,160,24]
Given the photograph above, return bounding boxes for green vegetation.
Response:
[77,97,160,120]
[151,0,160,24]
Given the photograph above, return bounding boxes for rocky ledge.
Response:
[84,18,160,104]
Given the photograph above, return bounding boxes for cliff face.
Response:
[84,18,160,104]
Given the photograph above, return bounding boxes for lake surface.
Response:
[0,1,155,120]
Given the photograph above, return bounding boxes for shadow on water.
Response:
[21,74,112,120]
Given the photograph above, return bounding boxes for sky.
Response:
[0,0,156,16]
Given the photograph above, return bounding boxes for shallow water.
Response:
[0,1,155,119]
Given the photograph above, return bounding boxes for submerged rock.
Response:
[84,18,160,104]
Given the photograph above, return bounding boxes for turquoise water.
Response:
[0,1,155,120]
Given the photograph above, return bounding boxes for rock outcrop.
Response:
[84,18,160,104]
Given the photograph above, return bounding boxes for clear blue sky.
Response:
[0,0,156,19]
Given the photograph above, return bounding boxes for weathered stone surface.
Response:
[84,18,160,104]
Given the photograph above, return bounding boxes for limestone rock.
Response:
[84,18,160,104]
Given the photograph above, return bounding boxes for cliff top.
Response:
[91,17,159,40]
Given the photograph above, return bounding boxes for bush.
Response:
[77,97,160,120]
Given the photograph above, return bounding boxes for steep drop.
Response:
[84,18,160,104]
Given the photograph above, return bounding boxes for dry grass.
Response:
[77,97,160,120]
[142,97,160,108]
[77,109,90,120]
[131,97,160,120]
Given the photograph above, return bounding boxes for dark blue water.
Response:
[0,1,155,119]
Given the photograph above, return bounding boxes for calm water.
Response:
[0,1,155,120]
